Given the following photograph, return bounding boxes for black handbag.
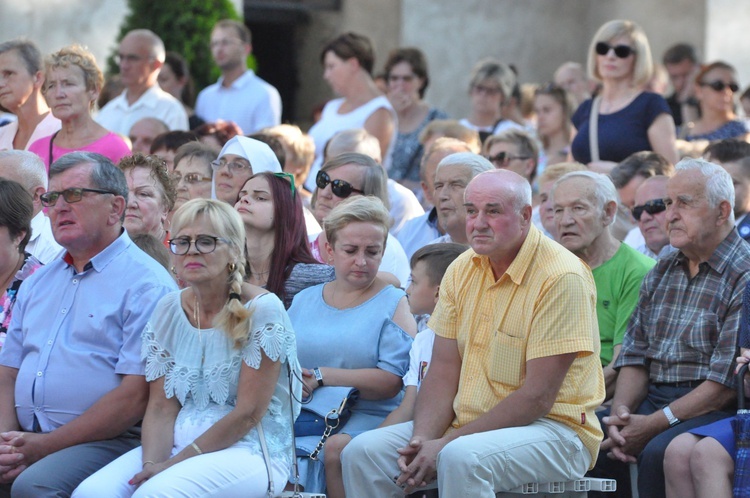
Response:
[294,386,359,460]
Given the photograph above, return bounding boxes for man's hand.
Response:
[603,406,663,462]
[0,433,25,484]
[396,437,448,493]
[602,406,637,463]
[0,432,48,468]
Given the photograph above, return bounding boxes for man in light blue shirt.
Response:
[0,152,177,497]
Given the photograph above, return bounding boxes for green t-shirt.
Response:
[592,243,656,365]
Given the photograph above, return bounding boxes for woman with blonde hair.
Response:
[73,198,301,497]
[571,20,678,171]
[29,45,130,169]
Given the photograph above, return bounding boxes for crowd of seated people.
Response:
[1,14,750,498]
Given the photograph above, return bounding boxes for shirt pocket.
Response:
[486,329,526,387]
[679,310,719,362]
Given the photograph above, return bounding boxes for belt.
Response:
[654,380,703,388]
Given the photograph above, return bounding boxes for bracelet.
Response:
[142,460,155,468]
[190,441,203,455]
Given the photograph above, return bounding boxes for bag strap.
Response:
[588,96,601,163]
[256,421,275,498]
[48,130,60,167]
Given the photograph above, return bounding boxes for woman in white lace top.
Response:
[73,199,302,498]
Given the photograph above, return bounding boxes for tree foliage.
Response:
[109,0,241,92]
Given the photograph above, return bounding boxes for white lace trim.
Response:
[142,321,297,410]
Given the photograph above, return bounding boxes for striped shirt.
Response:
[428,225,605,465]
[616,228,750,388]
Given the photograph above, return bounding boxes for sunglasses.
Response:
[315,170,364,198]
[632,199,667,221]
[595,42,636,59]
[486,152,530,166]
[699,80,740,93]
[40,187,116,207]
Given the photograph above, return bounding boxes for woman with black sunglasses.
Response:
[570,20,678,172]
[677,61,749,152]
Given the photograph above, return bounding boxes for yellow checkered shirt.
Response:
[428,225,605,465]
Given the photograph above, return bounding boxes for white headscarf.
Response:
[211,136,282,199]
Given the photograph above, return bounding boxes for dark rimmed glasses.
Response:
[595,42,636,59]
[486,151,530,166]
[168,235,229,256]
[172,172,213,185]
[315,170,364,198]
[632,199,667,221]
[699,80,739,93]
[40,187,116,207]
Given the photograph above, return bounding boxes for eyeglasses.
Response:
[632,199,667,221]
[699,80,740,93]
[486,152,530,166]
[114,53,151,65]
[315,170,364,198]
[388,74,416,84]
[40,187,116,207]
[173,172,213,185]
[168,235,229,255]
[595,42,636,59]
[273,172,297,198]
[472,84,502,96]
[211,159,252,174]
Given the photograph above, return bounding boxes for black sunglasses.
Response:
[632,199,667,221]
[486,152,530,165]
[699,80,740,93]
[315,170,364,198]
[595,42,636,59]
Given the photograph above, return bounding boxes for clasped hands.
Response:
[0,431,46,483]
[394,436,448,494]
[601,406,661,463]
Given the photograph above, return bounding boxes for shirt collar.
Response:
[217,70,254,89]
[62,229,132,273]
[671,228,742,274]
[469,224,541,285]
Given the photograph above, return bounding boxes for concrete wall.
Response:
[401,0,708,119]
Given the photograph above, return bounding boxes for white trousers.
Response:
[72,445,289,498]
[342,418,592,498]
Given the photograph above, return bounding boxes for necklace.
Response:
[331,279,375,310]
[193,296,205,366]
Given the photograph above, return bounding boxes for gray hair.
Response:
[553,170,619,224]
[50,152,128,201]
[126,29,166,62]
[320,152,390,210]
[0,39,43,75]
[0,150,48,189]
[436,152,494,178]
[326,128,381,163]
[675,157,735,212]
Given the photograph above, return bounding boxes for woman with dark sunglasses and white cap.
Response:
[309,153,410,286]
[571,20,678,172]
[211,135,281,205]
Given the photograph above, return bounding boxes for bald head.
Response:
[123,29,165,62]
[129,117,169,154]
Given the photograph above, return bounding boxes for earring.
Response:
[170,266,177,275]
[228,262,237,273]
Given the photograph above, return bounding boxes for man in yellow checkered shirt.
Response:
[342,168,605,497]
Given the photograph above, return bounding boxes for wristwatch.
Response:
[312,367,324,387]
[662,405,681,427]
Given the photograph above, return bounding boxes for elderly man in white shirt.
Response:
[0,151,61,263]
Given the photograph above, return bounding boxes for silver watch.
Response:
[662,405,681,427]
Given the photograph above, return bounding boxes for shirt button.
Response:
[72,279,78,284]
[47,340,52,345]
[36,372,42,377]
[61,309,66,314]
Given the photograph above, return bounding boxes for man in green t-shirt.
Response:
[552,171,655,400]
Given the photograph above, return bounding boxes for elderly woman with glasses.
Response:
[29,45,131,170]
[571,20,678,172]
[73,198,302,498]
[171,141,219,212]
[235,172,333,309]
[677,61,750,153]
[212,135,282,205]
